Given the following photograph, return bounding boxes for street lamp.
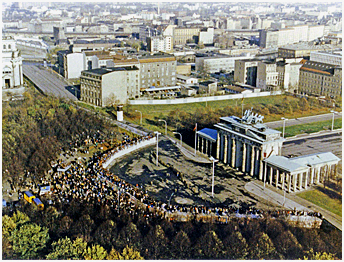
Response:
[173,132,182,147]
[135,110,142,126]
[209,156,219,198]
[281,117,288,138]
[168,192,174,207]
[330,110,337,131]
[159,119,167,135]
[154,131,161,166]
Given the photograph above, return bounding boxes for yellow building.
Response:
[299,60,342,98]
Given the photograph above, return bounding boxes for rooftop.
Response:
[82,66,139,75]
[197,128,218,142]
[264,155,308,173]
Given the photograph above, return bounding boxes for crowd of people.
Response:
[40,131,323,226]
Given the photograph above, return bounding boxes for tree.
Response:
[2,215,17,239]
[248,233,279,260]
[302,248,337,260]
[143,225,169,259]
[223,231,248,259]
[273,230,303,259]
[170,230,192,259]
[10,223,50,259]
[46,237,87,260]
[83,244,107,260]
[93,220,118,250]
[115,222,142,250]
[107,246,144,260]
[195,230,225,259]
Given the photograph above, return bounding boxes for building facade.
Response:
[147,36,173,53]
[310,51,342,66]
[2,36,24,94]
[80,66,140,106]
[197,110,284,178]
[173,27,200,46]
[196,54,253,74]
[298,60,342,98]
[234,59,260,86]
[138,54,177,89]
[256,61,278,90]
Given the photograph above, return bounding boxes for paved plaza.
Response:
[110,138,280,210]
[282,131,342,159]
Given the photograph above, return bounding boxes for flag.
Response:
[193,123,197,132]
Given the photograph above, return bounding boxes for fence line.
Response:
[128,91,282,105]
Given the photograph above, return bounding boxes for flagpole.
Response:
[194,123,197,156]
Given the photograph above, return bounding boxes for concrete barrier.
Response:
[128,91,282,105]
[103,137,156,169]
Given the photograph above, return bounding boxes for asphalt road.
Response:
[265,112,342,129]
[282,130,342,159]
[23,63,77,101]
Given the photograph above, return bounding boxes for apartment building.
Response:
[80,66,140,107]
[234,59,261,86]
[298,60,342,98]
[256,61,278,90]
[260,25,326,48]
[278,44,338,58]
[147,36,173,53]
[138,54,177,89]
[259,29,279,48]
[310,51,342,66]
[276,59,303,92]
[196,53,253,74]
[57,50,86,79]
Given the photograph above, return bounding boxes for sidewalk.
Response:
[245,180,342,231]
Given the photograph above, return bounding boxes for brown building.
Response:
[173,27,200,46]
[298,60,342,98]
[138,54,177,89]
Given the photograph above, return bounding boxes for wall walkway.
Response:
[128,91,282,105]
[102,137,156,169]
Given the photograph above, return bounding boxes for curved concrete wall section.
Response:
[128,91,282,105]
[102,137,157,169]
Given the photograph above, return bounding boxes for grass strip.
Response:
[297,189,342,217]
[275,118,342,137]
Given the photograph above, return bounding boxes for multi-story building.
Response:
[138,54,177,89]
[298,60,342,98]
[259,29,279,48]
[197,27,214,45]
[173,27,200,46]
[196,53,253,74]
[80,66,140,106]
[256,61,278,90]
[276,59,303,92]
[57,50,86,79]
[278,43,338,58]
[234,59,261,86]
[310,51,342,66]
[260,25,326,48]
[2,36,24,94]
[147,36,173,53]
